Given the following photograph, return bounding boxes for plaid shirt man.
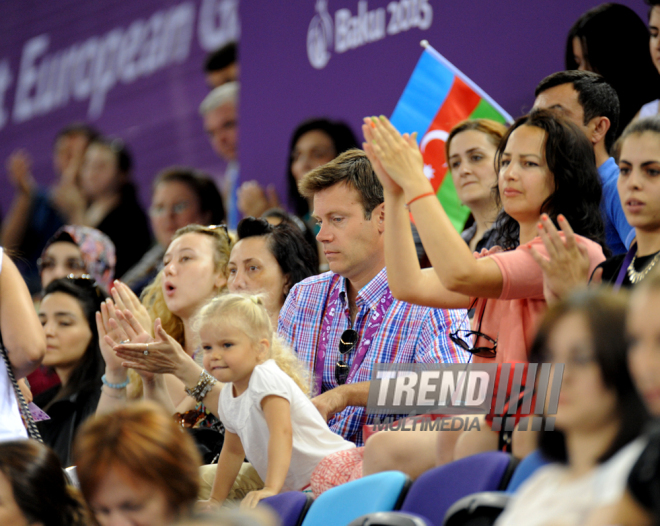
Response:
[278,267,470,445]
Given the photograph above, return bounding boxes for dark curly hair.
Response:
[236,217,318,301]
[494,109,606,253]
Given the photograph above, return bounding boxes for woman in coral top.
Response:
[360,110,607,478]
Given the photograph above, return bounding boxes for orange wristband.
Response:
[406,191,435,208]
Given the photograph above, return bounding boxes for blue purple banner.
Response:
[0,0,648,216]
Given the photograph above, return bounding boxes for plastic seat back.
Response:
[400,452,513,526]
[261,492,313,526]
[301,471,411,526]
[504,450,550,493]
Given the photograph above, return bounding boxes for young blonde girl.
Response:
[113,293,355,507]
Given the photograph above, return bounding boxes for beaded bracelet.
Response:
[102,374,130,390]
[185,370,218,403]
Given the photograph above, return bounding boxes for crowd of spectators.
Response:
[4,2,660,525]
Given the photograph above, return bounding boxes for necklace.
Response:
[627,251,660,284]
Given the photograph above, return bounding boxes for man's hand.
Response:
[312,387,349,422]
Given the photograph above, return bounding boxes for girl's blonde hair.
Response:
[196,293,310,395]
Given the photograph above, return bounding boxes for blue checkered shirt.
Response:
[278,267,470,445]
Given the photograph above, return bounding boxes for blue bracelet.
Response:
[102,374,130,390]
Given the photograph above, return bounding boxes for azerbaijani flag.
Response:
[390,41,513,231]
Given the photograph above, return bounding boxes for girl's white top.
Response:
[217,359,355,491]
[0,248,28,441]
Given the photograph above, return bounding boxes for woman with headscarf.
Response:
[28,225,115,396]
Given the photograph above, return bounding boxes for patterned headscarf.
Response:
[42,226,116,291]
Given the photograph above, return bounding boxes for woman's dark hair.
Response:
[494,109,606,252]
[287,118,359,217]
[529,289,648,464]
[153,166,226,224]
[613,115,660,163]
[262,208,319,260]
[565,3,660,129]
[42,277,108,408]
[236,217,318,300]
[0,440,89,526]
[88,136,132,176]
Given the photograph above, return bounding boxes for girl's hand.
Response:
[111,280,153,336]
[113,318,187,376]
[530,214,594,303]
[364,116,430,198]
[240,488,279,509]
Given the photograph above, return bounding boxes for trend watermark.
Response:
[366,363,564,432]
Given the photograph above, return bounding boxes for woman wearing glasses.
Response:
[360,110,606,476]
[121,167,226,295]
[35,276,108,467]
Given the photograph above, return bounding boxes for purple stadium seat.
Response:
[260,492,314,526]
[398,451,514,526]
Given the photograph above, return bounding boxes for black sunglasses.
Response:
[449,300,497,359]
[450,329,497,358]
[335,329,359,385]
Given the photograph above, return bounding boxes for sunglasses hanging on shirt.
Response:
[335,329,359,385]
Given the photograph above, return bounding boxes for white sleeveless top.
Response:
[639,99,660,118]
[0,248,28,441]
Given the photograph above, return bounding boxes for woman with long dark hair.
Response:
[68,137,151,277]
[237,118,358,265]
[360,110,607,477]
[495,290,648,526]
[566,3,660,129]
[35,276,108,466]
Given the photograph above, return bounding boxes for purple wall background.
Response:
[239,0,650,204]
[0,0,650,218]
